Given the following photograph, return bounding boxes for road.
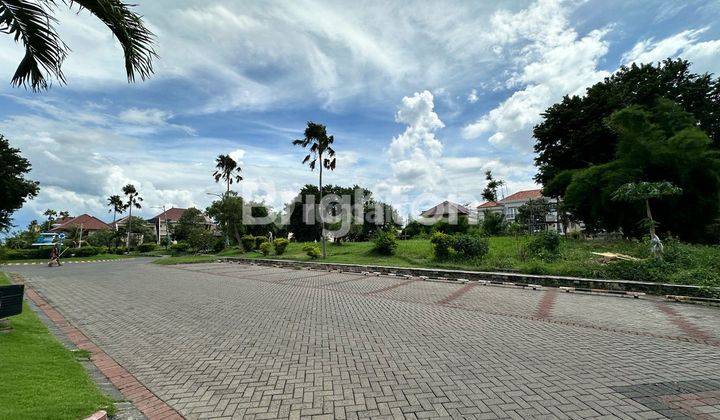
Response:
[7,259,720,419]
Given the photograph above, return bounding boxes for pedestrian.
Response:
[48,244,62,267]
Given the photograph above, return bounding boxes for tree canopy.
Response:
[0,135,39,231]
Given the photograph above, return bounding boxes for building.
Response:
[49,214,113,244]
[420,201,478,224]
[477,189,577,233]
[147,208,218,244]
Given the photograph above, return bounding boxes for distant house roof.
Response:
[53,216,74,226]
[50,214,112,232]
[148,208,187,223]
[499,189,543,203]
[478,201,500,209]
[421,201,471,218]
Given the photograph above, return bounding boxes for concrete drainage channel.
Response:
[218,257,720,305]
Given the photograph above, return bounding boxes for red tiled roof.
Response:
[53,216,74,225]
[149,208,187,222]
[50,214,112,232]
[499,189,543,203]
[478,201,500,208]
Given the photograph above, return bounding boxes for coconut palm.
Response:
[107,194,124,222]
[292,121,336,258]
[1,0,156,91]
[213,154,242,194]
[121,184,142,248]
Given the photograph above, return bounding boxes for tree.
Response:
[0,135,39,231]
[122,184,142,248]
[187,228,214,254]
[516,198,551,233]
[292,122,336,258]
[481,211,506,236]
[206,193,245,245]
[107,194,124,223]
[612,181,682,256]
[562,100,720,241]
[534,59,720,193]
[482,170,504,202]
[173,207,205,241]
[116,216,154,247]
[2,0,156,91]
[213,154,242,193]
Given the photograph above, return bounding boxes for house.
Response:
[477,189,576,233]
[420,201,477,224]
[147,208,218,244]
[49,214,113,243]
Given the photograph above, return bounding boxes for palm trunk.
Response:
[126,202,132,249]
[319,153,326,258]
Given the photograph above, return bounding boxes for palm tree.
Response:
[122,184,142,248]
[292,122,336,258]
[213,154,243,194]
[1,0,156,91]
[107,194,124,223]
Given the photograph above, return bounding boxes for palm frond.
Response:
[70,0,157,82]
[1,0,68,90]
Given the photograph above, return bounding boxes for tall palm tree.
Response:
[292,121,336,258]
[122,184,142,248]
[107,194,123,222]
[213,154,242,194]
[1,0,156,91]
[213,154,242,246]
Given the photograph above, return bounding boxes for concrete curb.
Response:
[220,257,720,300]
[84,410,107,420]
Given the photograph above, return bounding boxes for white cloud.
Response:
[622,28,720,75]
[467,89,479,103]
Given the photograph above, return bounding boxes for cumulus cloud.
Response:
[462,1,610,150]
[467,89,479,103]
[622,28,720,75]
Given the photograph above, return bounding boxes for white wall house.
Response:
[477,189,578,233]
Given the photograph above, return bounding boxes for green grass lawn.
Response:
[0,273,115,419]
[0,253,133,265]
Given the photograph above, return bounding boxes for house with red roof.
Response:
[147,208,217,244]
[477,189,577,233]
[49,214,113,245]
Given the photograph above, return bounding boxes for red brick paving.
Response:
[368,278,416,295]
[655,301,712,342]
[17,282,184,420]
[535,288,558,319]
[436,282,477,305]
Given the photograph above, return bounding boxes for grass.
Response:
[0,253,133,265]
[0,273,115,419]
[150,237,720,287]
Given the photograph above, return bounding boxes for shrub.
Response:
[430,232,453,260]
[241,235,256,251]
[372,230,397,255]
[273,238,289,255]
[452,234,489,259]
[303,244,321,259]
[212,238,226,253]
[137,243,157,253]
[170,242,190,255]
[567,230,583,240]
[259,242,272,256]
[482,211,506,236]
[114,246,128,255]
[70,246,100,257]
[255,236,269,249]
[524,231,561,261]
[187,229,215,253]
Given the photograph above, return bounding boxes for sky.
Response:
[1,0,720,231]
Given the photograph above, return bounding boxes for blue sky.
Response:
[1,0,719,231]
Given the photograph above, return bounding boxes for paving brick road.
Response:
[7,259,720,419]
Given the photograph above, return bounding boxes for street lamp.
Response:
[206,192,230,247]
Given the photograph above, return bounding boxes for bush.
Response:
[259,242,272,256]
[482,211,506,236]
[255,236,269,249]
[567,230,583,240]
[137,243,157,253]
[241,235,256,251]
[70,246,100,257]
[273,238,289,255]
[303,244,321,259]
[114,246,128,255]
[170,242,190,255]
[372,230,397,255]
[523,231,561,261]
[452,234,489,259]
[430,232,453,260]
[212,238,226,253]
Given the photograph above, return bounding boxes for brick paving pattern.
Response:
[8,259,720,419]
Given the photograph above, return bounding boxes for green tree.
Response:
[534,59,720,194]
[0,135,39,231]
[122,184,142,248]
[481,211,506,236]
[116,215,154,247]
[213,154,243,193]
[206,193,245,245]
[482,170,505,202]
[1,0,156,91]
[562,100,720,241]
[107,194,124,223]
[516,198,551,233]
[292,122,336,258]
[172,207,206,241]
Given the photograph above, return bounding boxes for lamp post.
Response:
[206,192,229,247]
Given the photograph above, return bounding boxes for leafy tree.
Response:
[1,0,156,91]
[86,229,118,248]
[172,207,206,241]
[481,211,506,236]
[206,192,245,245]
[516,198,551,233]
[244,201,273,237]
[0,135,39,231]
[107,194,124,223]
[292,122,336,258]
[122,184,143,248]
[187,228,215,254]
[115,216,154,247]
[482,170,505,202]
[562,100,720,241]
[535,59,720,194]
